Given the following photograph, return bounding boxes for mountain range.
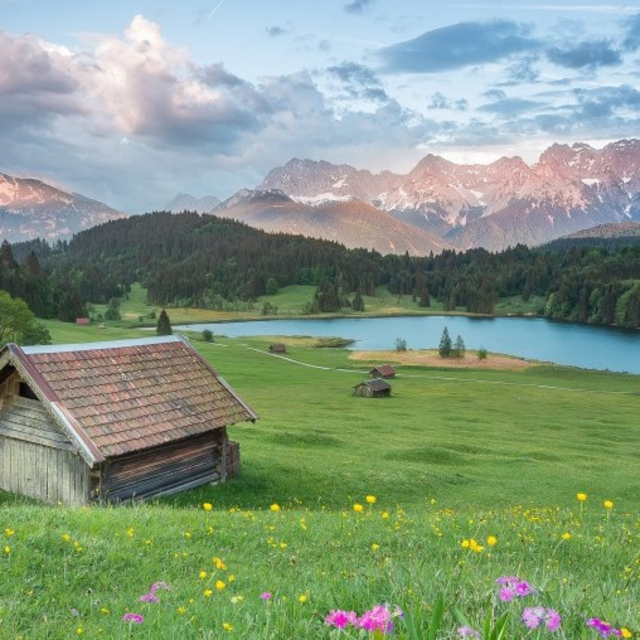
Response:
[0,173,125,243]
[164,192,221,214]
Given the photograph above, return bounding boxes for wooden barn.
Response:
[353,378,392,398]
[268,343,287,354]
[369,364,396,379]
[0,335,257,506]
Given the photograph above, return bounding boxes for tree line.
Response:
[3,211,640,331]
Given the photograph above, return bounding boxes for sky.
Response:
[1,0,640,212]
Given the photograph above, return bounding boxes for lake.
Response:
[176,315,640,374]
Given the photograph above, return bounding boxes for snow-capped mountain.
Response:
[213,188,449,256]
[261,139,640,251]
[164,192,221,214]
[0,173,126,243]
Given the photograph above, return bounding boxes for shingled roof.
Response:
[2,336,257,463]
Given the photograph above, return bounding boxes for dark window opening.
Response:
[19,382,38,400]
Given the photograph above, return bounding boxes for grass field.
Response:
[2,323,639,637]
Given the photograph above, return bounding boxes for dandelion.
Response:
[366,495,377,504]
[203,502,213,511]
[199,570,208,579]
[269,503,281,512]
[177,606,187,615]
[353,503,364,513]
[204,589,213,598]
[213,556,227,570]
[4,545,10,555]
[620,628,632,638]
[122,613,144,624]
[76,626,83,635]
[562,532,571,540]
[5,528,14,537]
[372,543,380,551]
[577,492,588,502]
[62,533,71,542]
[381,511,390,519]
[215,580,226,591]
[260,592,272,600]
[298,594,307,604]
[100,608,110,615]
[487,535,498,546]
[222,622,233,631]
[604,500,614,510]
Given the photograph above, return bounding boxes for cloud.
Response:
[622,12,640,51]
[266,25,288,37]
[483,89,507,101]
[344,0,375,15]
[478,97,543,114]
[546,40,622,69]
[326,61,388,102]
[427,92,468,111]
[378,20,540,73]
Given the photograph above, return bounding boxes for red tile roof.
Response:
[9,336,256,459]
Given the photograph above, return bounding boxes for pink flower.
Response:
[122,613,144,624]
[325,609,358,629]
[150,582,171,593]
[139,593,159,603]
[587,618,623,637]
[458,625,481,638]
[259,592,272,600]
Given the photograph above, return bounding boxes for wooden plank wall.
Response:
[0,395,90,506]
[103,430,226,502]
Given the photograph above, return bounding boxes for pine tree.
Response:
[438,326,452,358]
[352,289,365,312]
[452,335,466,358]
[156,308,172,335]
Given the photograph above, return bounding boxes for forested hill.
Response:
[3,210,640,330]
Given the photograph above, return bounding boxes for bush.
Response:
[395,338,407,352]
[202,329,214,342]
[477,346,488,360]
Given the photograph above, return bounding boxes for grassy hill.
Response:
[2,326,639,637]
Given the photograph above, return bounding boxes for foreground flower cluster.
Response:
[325,604,403,634]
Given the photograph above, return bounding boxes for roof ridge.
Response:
[20,334,184,355]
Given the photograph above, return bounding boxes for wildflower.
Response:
[231,595,244,604]
[76,626,83,635]
[461,539,470,549]
[228,574,236,583]
[150,582,171,593]
[586,617,622,637]
[204,589,213,598]
[496,576,535,601]
[4,545,10,555]
[325,610,358,630]
[358,605,393,634]
[522,607,561,632]
[366,495,377,504]
[213,556,227,570]
[298,594,307,604]
[269,503,281,512]
[100,608,109,615]
[279,542,287,550]
[222,622,233,631]
[577,492,588,502]
[215,580,226,591]
[372,543,380,551]
[177,606,187,615]
[139,593,159,603]
[458,625,481,638]
[199,570,208,579]
[122,613,144,624]
[353,503,364,513]
[604,500,614,510]
[62,533,71,542]
[562,532,571,540]
[381,511,389,519]
[469,538,484,553]
[260,592,272,600]
[4,528,14,537]
[203,502,213,511]
[487,535,498,546]
[620,629,632,638]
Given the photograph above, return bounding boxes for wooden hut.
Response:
[353,378,392,398]
[0,335,257,506]
[369,364,396,379]
[269,343,287,354]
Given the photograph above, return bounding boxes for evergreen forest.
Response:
[3,211,640,329]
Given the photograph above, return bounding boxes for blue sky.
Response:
[1,0,639,212]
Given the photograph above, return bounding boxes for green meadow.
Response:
[2,322,640,638]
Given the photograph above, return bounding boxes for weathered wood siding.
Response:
[102,430,227,502]
[0,396,90,505]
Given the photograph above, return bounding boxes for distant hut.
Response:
[75,317,91,326]
[369,364,396,379]
[353,378,392,398]
[0,336,257,506]
[269,343,287,354]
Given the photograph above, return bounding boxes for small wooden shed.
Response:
[0,335,257,506]
[353,378,392,398]
[269,343,287,354]
[369,364,396,379]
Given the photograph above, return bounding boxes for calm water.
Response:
[177,316,640,374]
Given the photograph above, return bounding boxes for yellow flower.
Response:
[487,535,497,546]
[381,511,389,519]
[469,539,484,553]
[620,628,632,638]
[298,594,307,604]
[177,606,187,615]
[213,556,227,570]
[279,542,287,550]
[4,545,10,554]
[62,533,71,542]
[222,622,233,632]
[576,492,587,502]
[204,589,213,598]
[199,570,208,579]
[100,608,110,615]
[5,528,14,537]
[126,527,135,537]
[461,539,470,549]
[353,503,363,513]
[76,627,83,636]
[269,503,281,512]
[228,574,236,583]
[215,580,226,590]
[202,502,213,511]
[562,532,571,540]
[365,495,377,504]
[371,543,380,551]
[604,500,614,509]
